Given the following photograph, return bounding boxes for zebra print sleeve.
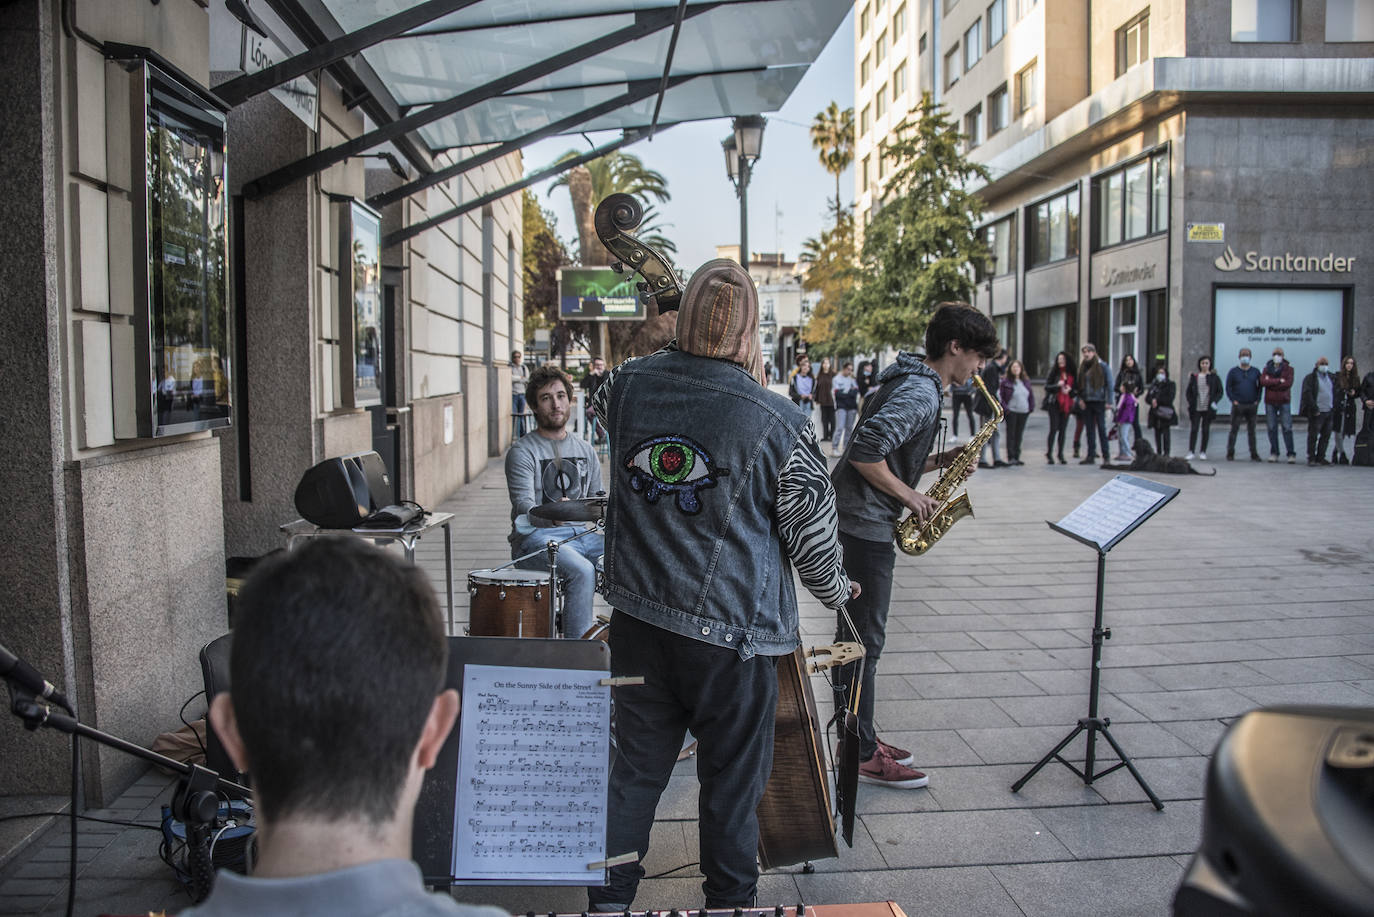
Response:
[776,422,850,610]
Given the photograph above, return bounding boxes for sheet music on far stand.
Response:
[452,665,610,884]
[1049,474,1180,553]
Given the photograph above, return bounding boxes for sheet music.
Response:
[1054,476,1172,550]
[452,664,611,883]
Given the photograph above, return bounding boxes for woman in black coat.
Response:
[1146,362,1179,455]
[1332,356,1360,464]
[1185,355,1224,459]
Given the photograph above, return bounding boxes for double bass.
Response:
[592,194,865,869]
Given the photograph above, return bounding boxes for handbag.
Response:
[1155,406,1175,421]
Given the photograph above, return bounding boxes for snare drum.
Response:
[467,568,554,638]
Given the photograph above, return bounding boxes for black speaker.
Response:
[344,449,393,510]
[1173,705,1374,917]
[293,456,372,528]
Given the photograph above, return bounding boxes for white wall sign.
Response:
[1212,287,1344,413]
[241,28,319,131]
[1214,246,1356,274]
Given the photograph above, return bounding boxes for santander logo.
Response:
[1214,246,1243,271]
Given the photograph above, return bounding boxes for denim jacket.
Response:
[601,349,811,659]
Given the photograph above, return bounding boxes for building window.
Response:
[1231,0,1295,41]
[919,31,928,53]
[861,104,871,134]
[878,141,888,179]
[988,83,1009,133]
[894,2,907,35]
[862,155,871,192]
[861,54,871,85]
[893,61,907,99]
[876,0,884,9]
[876,29,887,62]
[876,85,887,118]
[988,0,1007,46]
[1326,0,1374,39]
[945,47,961,88]
[964,105,983,150]
[945,0,960,12]
[1024,303,1077,381]
[1027,187,1080,267]
[1015,0,1039,20]
[1115,9,1150,77]
[964,20,983,70]
[978,214,1017,278]
[1015,60,1037,114]
[861,3,871,35]
[1093,149,1169,249]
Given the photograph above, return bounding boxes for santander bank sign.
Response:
[1214,245,1357,274]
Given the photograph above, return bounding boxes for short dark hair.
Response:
[1197,355,1213,369]
[229,539,447,824]
[925,303,998,360]
[526,364,572,407]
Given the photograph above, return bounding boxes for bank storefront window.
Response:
[1024,304,1077,381]
[1028,187,1079,266]
[1093,149,1168,251]
[1212,287,1345,413]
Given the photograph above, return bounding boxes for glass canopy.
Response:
[311,0,846,150]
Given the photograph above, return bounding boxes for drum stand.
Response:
[493,526,601,638]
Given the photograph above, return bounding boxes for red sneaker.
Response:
[858,751,929,789]
[876,737,914,766]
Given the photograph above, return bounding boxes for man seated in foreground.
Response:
[183,539,507,917]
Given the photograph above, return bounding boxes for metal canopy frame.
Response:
[380,125,670,249]
[242,1,727,199]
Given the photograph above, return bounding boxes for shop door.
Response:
[1110,292,1140,372]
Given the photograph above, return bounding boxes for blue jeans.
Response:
[513,526,603,638]
[1084,401,1110,460]
[832,532,896,763]
[512,393,528,436]
[1266,402,1295,457]
[591,610,778,909]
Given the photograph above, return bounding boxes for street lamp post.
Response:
[722,115,766,271]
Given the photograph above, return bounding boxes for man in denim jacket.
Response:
[588,260,854,911]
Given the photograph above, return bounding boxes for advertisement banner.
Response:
[1212,287,1344,414]
[558,268,644,320]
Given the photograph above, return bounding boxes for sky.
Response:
[521,8,855,272]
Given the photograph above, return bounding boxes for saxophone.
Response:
[895,372,1003,556]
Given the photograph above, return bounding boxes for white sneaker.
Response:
[1199,452,1207,460]
[1185,452,1195,460]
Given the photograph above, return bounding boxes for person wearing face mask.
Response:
[1146,363,1179,455]
[1225,348,1263,461]
[1185,356,1224,460]
[1299,357,1336,466]
[1260,347,1297,463]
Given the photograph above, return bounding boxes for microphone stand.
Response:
[8,686,252,904]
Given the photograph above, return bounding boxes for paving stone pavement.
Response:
[3,412,1371,916]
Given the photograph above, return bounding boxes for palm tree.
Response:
[810,101,855,216]
[547,151,673,265]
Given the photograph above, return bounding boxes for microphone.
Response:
[0,643,73,713]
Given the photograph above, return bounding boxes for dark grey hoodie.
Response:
[830,353,944,542]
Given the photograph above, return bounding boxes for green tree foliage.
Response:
[521,190,570,349]
[840,93,990,351]
[810,101,855,213]
[798,205,857,356]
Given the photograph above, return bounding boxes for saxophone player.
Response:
[831,303,999,788]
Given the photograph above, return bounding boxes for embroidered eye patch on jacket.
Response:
[624,435,730,514]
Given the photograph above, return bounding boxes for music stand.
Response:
[1011,473,1179,810]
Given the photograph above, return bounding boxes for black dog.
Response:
[1103,439,1216,475]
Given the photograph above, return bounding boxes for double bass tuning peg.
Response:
[610,261,624,273]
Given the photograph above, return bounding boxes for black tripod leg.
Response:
[1012,723,1084,793]
[1097,725,1164,810]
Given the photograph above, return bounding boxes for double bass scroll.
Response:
[593,193,683,313]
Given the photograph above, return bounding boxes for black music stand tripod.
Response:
[1011,474,1179,811]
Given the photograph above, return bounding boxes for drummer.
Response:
[505,364,604,638]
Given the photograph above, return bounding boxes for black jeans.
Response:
[820,405,836,441]
[1154,423,1172,455]
[832,533,895,763]
[1188,412,1215,453]
[1005,410,1028,461]
[1084,401,1110,460]
[1046,405,1069,458]
[951,393,976,436]
[1306,411,1333,460]
[1227,402,1259,457]
[592,611,779,910]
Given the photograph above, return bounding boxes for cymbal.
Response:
[529,496,607,523]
